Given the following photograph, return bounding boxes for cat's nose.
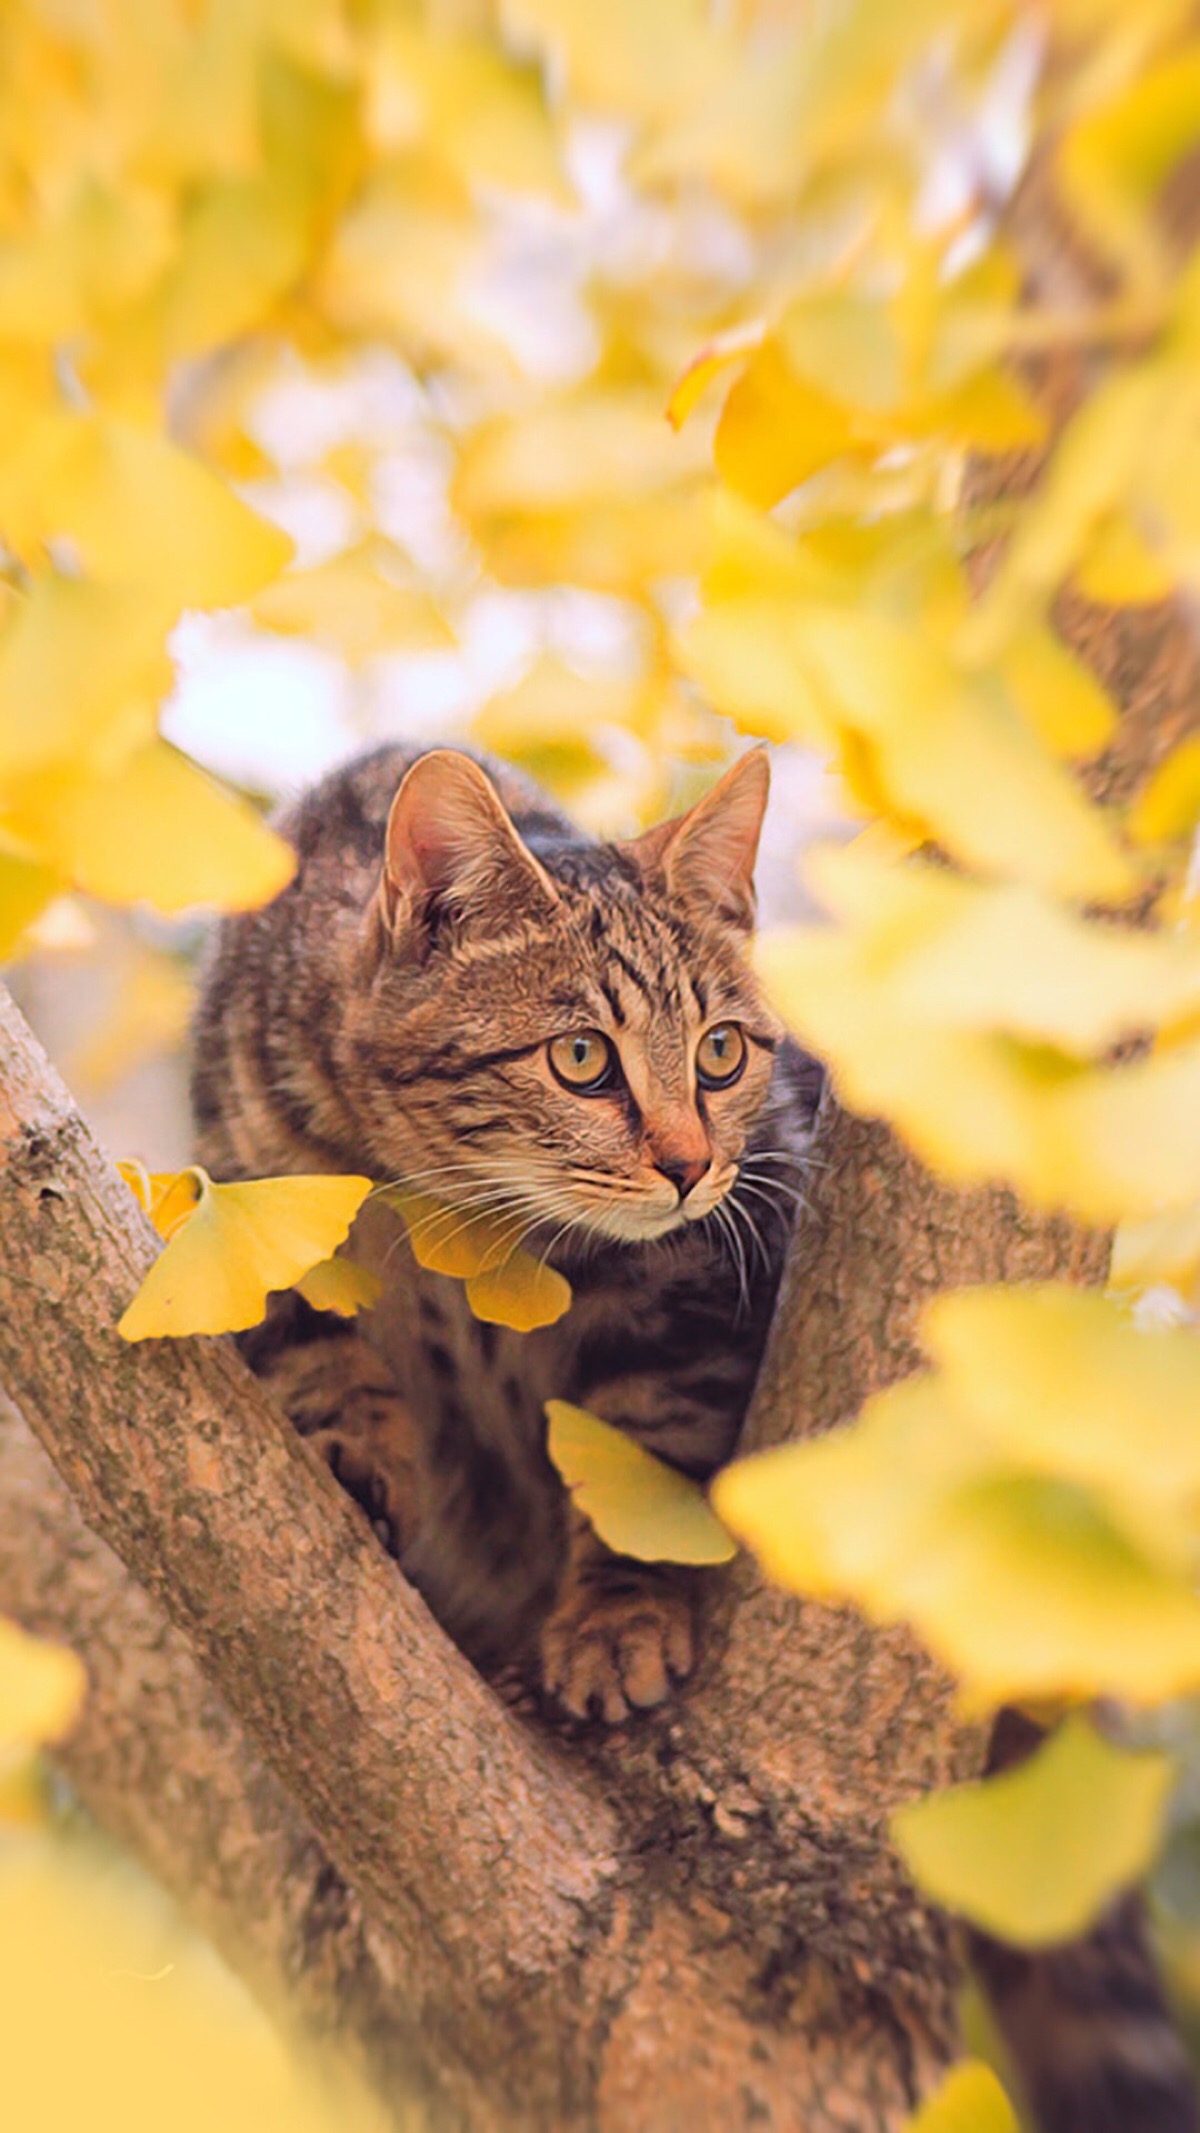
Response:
[656,1156,708,1202]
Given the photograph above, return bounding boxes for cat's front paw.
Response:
[539,1584,695,1723]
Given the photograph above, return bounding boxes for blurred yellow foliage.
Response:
[1,0,1199,2067]
[716,1283,1200,1713]
[892,1714,1174,1947]
[1,1842,382,2133]
[906,2060,1018,2133]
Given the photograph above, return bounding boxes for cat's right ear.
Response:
[370,750,560,962]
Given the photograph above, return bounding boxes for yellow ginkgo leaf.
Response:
[252,544,455,663]
[1073,512,1177,606]
[466,1257,572,1332]
[117,1161,204,1241]
[802,841,1200,1051]
[714,1377,1200,1708]
[390,1189,513,1280]
[12,739,296,915]
[0,1618,85,1753]
[0,849,62,961]
[798,610,1135,903]
[922,1285,1200,1507]
[999,626,1117,759]
[715,340,856,509]
[906,2062,1018,2133]
[46,417,294,610]
[295,1255,383,1317]
[1131,735,1200,845]
[893,1714,1174,1947]
[757,919,1200,1224]
[0,574,172,782]
[960,365,1165,657]
[546,1401,737,1564]
[118,1170,373,1340]
[391,1189,572,1330]
[1111,1200,1200,1302]
[666,321,765,432]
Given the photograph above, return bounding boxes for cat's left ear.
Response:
[378,749,560,960]
[627,749,769,935]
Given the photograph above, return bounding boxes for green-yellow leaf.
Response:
[466,1258,572,1332]
[119,1170,373,1339]
[893,1714,1174,1946]
[923,1285,1200,1508]
[906,2061,1018,2133]
[0,1618,85,1753]
[295,1255,383,1317]
[12,740,296,915]
[391,1189,573,1331]
[546,1400,737,1564]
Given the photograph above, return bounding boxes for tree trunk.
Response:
[0,989,1103,2131]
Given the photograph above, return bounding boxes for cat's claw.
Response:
[539,1588,695,1723]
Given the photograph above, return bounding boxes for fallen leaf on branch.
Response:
[546,1400,736,1563]
[118,1169,373,1339]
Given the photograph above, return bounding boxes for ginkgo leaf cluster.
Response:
[117,1168,573,1341]
[716,1283,1200,1713]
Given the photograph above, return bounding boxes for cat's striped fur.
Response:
[193,741,823,1716]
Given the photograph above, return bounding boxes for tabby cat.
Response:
[192,741,823,1719]
[192,740,1198,2131]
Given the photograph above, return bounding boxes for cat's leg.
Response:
[539,1336,758,1721]
[238,1297,420,1559]
[538,1503,698,1721]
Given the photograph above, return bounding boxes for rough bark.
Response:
[0,987,1104,2131]
[0,1396,414,2114]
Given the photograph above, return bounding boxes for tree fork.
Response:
[0,985,1112,2129]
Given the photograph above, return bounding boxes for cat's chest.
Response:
[349,1197,689,1445]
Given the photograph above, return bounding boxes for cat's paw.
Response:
[539,1586,695,1723]
[315,1429,409,1558]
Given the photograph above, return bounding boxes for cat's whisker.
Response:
[728,1191,773,1276]
[374,1185,538,1278]
[735,1173,814,1221]
[736,1165,816,1210]
[404,1193,539,1258]
[711,1199,751,1319]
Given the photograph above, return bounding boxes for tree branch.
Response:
[0,986,616,2122]
[0,1393,421,2112]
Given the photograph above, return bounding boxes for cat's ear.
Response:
[627,749,769,934]
[375,749,560,958]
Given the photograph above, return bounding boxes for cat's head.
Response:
[346,748,789,1249]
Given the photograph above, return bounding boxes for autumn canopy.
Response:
[2,2,1200,2128]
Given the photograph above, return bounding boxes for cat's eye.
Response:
[696,1022,746,1089]
[548,1029,618,1093]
